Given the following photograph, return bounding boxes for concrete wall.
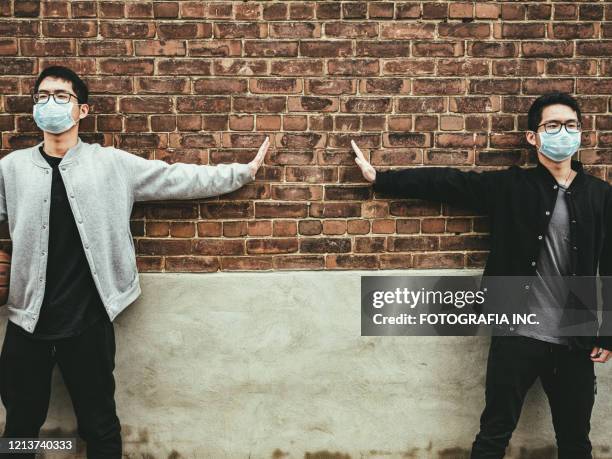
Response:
[1,270,611,459]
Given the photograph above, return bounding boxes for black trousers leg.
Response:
[54,318,122,459]
[541,345,595,459]
[470,335,543,459]
[0,321,55,459]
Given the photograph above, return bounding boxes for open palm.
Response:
[351,140,376,183]
[248,136,270,180]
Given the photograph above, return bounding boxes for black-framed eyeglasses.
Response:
[31,91,80,105]
[536,120,582,135]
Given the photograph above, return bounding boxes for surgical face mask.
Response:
[33,98,76,134]
[538,129,581,162]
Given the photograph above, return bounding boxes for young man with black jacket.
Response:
[352,92,611,458]
[0,66,269,458]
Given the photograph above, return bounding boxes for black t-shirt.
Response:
[10,145,109,340]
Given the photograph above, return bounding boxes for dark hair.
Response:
[527,92,581,132]
[32,65,88,104]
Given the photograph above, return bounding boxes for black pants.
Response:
[471,334,596,459]
[0,317,122,459]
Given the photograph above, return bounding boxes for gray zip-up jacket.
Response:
[0,136,254,333]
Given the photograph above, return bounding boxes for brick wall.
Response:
[1,1,611,272]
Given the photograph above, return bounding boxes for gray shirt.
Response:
[515,184,571,345]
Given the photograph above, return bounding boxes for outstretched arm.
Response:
[114,136,269,202]
[351,140,507,214]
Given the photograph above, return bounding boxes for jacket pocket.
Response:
[126,229,137,279]
[127,228,136,254]
[108,230,138,292]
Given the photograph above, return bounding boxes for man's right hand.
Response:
[591,346,611,363]
[351,140,376,183]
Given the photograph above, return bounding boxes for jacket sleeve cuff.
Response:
[372,169,391,193]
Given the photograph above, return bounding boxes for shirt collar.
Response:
[535,158,586,190]
[31,136,83,168]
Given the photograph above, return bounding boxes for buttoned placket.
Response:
[523,183,560,292]
[32,166,53,332]
[529,170,580,273]
[58,163,100,279]
[514,181,558,333]
[565,189,579,277]
[563,190,580,351]
[523,177,581,342]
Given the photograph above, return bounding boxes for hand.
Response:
[351,140,376,183]
[590,346,611,363]
[248,136,270,180]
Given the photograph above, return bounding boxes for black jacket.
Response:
[373,159,612,351]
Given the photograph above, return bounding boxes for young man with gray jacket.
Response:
[0,65,269,458]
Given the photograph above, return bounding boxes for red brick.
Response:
[323,220,348,235]
[99,58,155,75]
[273,220,297,237]
[244,41,298,57]
[301,41,352,57]
[300,238,351,253]
[42,1,69,18]
[548,23,597,40]
[15,1,40,17]
[328,59,379,76]
[494,23,545,39]
[126,2,153,18]
[270,22,320,38]
[423,2,447,19]
[554,3,578,20]
[290,3,315,20]
[214,23,267,39]
[356,41,411,58]
[380,23,435,39]
[475,4,500,19]
[99,22,154,38]
[325,22,377,38]
[527,4,552,20]
[43,20,97,37]
[157,22,210,39]
[165,257,219,272]
[413,41,464,57]
[316,3,340,19]
[343,2,367,19]
[369,3,394,19]
[413,78,464,95]
[523,78,574,95]
[153,2,179,18]
[438,23,490,39]
[135,40,186,56]
[449,2,473,18]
